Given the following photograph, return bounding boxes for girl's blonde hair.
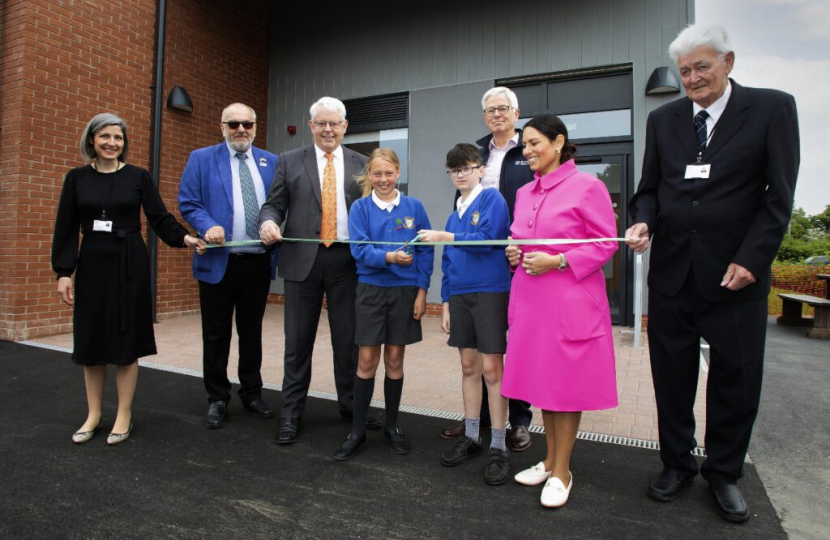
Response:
[354,148,401,197]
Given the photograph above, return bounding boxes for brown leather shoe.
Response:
[506,425,532,452]
[440,420,491,440]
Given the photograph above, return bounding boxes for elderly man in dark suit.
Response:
[626,24,799,522]
[178,103,279,429]
[259,97,379,445]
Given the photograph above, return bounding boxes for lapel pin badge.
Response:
[259,157,267,167]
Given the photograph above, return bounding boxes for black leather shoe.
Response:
[440,436,484,467]
[276,419,300,445]
[484,447,510,485]
[334,433,367,461]
[205,401,227,429]
[384,428,410,455]
[242,399,275,419]
[506,425,532,452]
[340,410,383,430]
[440,420,491,440]
[710,483,750,523]
[647,467,696,502]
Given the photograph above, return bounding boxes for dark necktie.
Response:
[694,110,710,151]
[235,153,259,239]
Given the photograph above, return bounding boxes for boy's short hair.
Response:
[445,143,483,169]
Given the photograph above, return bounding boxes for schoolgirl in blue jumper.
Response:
[334,148,434,461]
[418,143,513,485]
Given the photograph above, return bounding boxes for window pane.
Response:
[517,109,631,140]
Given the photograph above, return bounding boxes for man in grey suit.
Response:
[259,97,379,444]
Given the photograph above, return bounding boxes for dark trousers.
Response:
[281,244,358,420]
[648,269,767,485]
[198,253,271,403]
[480,378,533,427]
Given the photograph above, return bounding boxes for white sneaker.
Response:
[540,471,573,508]
[514,461,552,486]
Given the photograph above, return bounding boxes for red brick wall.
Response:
[0,0,271,340]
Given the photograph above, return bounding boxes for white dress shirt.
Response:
[481,133,519,190]
[314,144,349,240]
[693,81,732,142]
[372,189,401,212]
[227,142,266,253]
[456,183,484,218]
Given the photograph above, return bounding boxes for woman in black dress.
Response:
[52,113,203,445]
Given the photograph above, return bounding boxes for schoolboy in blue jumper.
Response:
[418,143,512,484]
[334,148,434,461]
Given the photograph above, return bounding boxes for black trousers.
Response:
[648,269,767,485]
[280,244,358,420]
[480,378,533,427]
[198,252,271,403]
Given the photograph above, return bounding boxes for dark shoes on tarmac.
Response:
[648,467,750,523]
[440,420,530,452]
[334,427,409,461]
[206,398,274,429]
[441,436,509,485]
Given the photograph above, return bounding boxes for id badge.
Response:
[685,163,711,179]
[93,220,113,232]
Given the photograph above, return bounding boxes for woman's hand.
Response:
[58,276,74,306]
[413,289,427,320]
[184,234,207,255]
[386,251,413,266]
[441,302,450,334]
[505,236,522,267]
[417,229,452,243]
[522,252,558,276]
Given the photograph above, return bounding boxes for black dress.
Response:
[52,164,189,365]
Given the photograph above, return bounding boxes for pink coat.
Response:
[501,160,619,412]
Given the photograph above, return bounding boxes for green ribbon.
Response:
[205,237,627,249]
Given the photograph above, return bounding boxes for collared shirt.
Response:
[314,144,349,240]
[371,189,401,212]
[693,81,732,140]
[456,183,484,218]
[227,142,266,253]
[482,133,519,190]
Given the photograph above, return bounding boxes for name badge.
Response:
[93,220,113,232]
[685,164,711,179]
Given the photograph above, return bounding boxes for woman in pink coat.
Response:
[501,114,618,508]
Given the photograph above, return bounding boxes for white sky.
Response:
[696,0,830,215]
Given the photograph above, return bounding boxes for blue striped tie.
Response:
[235,153,259,239]
[695,110,710,150]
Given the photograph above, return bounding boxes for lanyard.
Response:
[695,121,719,164]
[93,163,118,220]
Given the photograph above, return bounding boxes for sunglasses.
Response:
[222,121,255,130]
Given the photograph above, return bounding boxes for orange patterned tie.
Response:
[321,152,337,247]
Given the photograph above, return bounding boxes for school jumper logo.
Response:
[471,211,480,226]
[403,217,416,229]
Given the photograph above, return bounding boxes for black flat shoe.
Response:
[334,433,367,461]
[440,436,483,467]
[205,401,227,429]
[243,398,275,419]
[710,483,750,523]
[384,428,410,455]
[484,447,510,485]
[647,467,696,502]
[276,419,300,445]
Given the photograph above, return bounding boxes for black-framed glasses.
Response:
[446,165,479,178]
[222,121,255,130]
[311,121,345,130]
[484,105,512,117]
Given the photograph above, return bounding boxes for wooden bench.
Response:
[777,293,830,339]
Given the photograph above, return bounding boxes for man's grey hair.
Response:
[668,24,733,62]
[481,87,519,111]
[309,97,347,121]
[80,113,129,162]
[222,103,257,121]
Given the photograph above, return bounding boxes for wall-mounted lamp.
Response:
[645,67,681,95]
[287,125,297,135]
[166,86,193,112]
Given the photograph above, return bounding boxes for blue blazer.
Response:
[178,142,279,284]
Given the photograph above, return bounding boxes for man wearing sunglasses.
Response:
[178,102,279,429]
[259,97,378,445]
[440,87,536,453]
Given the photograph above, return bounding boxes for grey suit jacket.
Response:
[259,144,367,282]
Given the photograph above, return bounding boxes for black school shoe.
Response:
[384,427,410,455]
[334,433,367,461]
[484,447,510,485]
[710,483,750,523]
[440,436,484,467]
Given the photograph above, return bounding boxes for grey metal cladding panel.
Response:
[596,0,614,66]
[536,1,553,74]
[645,0,664,57]
[612,0,630,64]
[551,2,569,72]
[566,3,583,69]
[662,0,680,29]
[522,4,538,76]
[547,73,633,115]
[581,0,599,67]
[628,0,646,35]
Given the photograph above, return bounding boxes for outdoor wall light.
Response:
[166,86,194,113]
[645,67,681,95]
